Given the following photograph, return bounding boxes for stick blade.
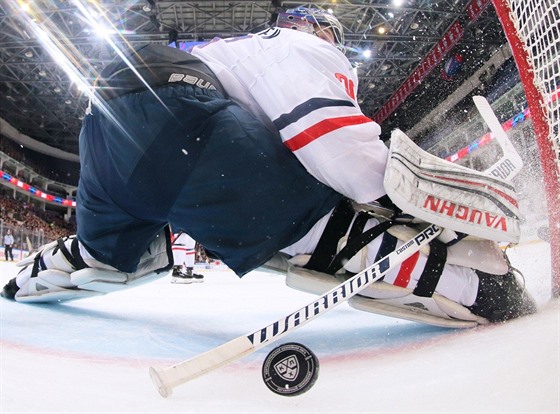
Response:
[473,95,524,181]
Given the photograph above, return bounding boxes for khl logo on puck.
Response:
[262,342,319,396]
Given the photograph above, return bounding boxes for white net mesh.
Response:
[507,0,560,160]
[493,0,560,294]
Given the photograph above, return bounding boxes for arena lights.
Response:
[10,0,160,151]
[143,0,156,13]
[9,0,94,101]
[0,170,76,207]
[18,1,31,13]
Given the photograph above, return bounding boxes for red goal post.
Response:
[491,0,560,296]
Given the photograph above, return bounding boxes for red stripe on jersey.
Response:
[283,115,373,151]
[393,251,420,288]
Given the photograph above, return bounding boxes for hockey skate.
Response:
[192,270,204,283]
[171,266,193,284]
[467,269,537,322]
[171,266,204,284]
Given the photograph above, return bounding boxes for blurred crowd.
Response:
[0,193,75,243]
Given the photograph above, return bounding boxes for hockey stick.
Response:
[149,223,443,397]
[473,96,524,181]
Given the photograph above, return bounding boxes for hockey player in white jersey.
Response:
[171,232,204,284]
[2,7,535,326]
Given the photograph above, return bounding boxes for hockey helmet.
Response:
[276,7,344,48]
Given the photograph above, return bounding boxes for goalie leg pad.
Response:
[387,224,509,275]
[285,263,488,328]
[13,269,105,303]
[5,228,173,303]
[71,267,167,294]
[348,283,487,328]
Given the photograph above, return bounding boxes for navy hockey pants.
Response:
[77,84,342,275]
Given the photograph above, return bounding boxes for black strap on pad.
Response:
[31,237,89,278]
[303,196,396,275]
[304,198,355,273]
[412,238,447,297]
[324,219,394,275]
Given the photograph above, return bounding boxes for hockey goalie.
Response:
[1,7,536,329]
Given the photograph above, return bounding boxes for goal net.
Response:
[491,0,560,296]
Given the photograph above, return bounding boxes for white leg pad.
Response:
[71,268,168,293]
[349,282,488,328]
[285,264,488,328]
[14,269,105,303]
[387,225,509,275]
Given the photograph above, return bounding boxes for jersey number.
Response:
[335,73,356,100]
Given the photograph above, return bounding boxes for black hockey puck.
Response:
[262,342,319,396]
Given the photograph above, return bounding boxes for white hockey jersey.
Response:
[191,28,388,203]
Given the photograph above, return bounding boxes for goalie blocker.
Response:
[384,129,521,243]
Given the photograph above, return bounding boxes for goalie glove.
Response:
[2,229,173,303]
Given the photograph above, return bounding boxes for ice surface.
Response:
[1,241,558,413]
